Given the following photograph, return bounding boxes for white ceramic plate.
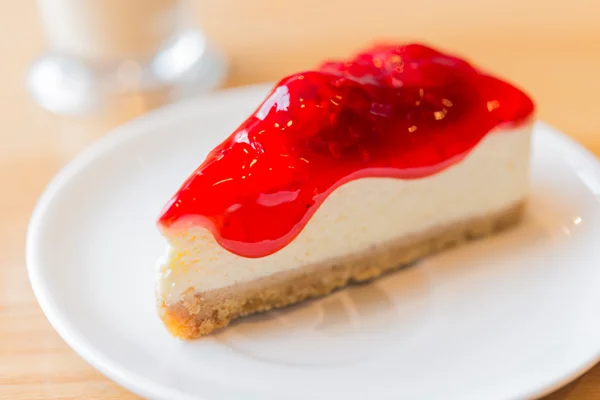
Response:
[27,84,600,400]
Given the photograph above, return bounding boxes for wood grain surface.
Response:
[1,1,600,398]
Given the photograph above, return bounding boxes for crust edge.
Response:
[159,201,525,339]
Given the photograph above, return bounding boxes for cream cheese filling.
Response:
[157,124,532,305]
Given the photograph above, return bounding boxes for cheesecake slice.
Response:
[156,43,535,339]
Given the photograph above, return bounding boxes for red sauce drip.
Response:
[158,43,534,258]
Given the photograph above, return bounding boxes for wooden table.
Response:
[1,1,599,398]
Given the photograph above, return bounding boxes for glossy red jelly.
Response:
[159,43,534,258]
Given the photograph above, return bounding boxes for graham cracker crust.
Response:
[159,201,525,339]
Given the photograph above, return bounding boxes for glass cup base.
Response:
[27,30,227,115]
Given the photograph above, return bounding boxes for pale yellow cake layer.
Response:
[159,201,524,339]
[157,124,532,306]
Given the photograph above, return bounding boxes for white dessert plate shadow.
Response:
[27,84,600,400]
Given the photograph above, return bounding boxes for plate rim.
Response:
[26,84,600,400]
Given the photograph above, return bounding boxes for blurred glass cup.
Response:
[28,0,226,115]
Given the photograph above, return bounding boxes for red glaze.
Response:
[158,43,534,258]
